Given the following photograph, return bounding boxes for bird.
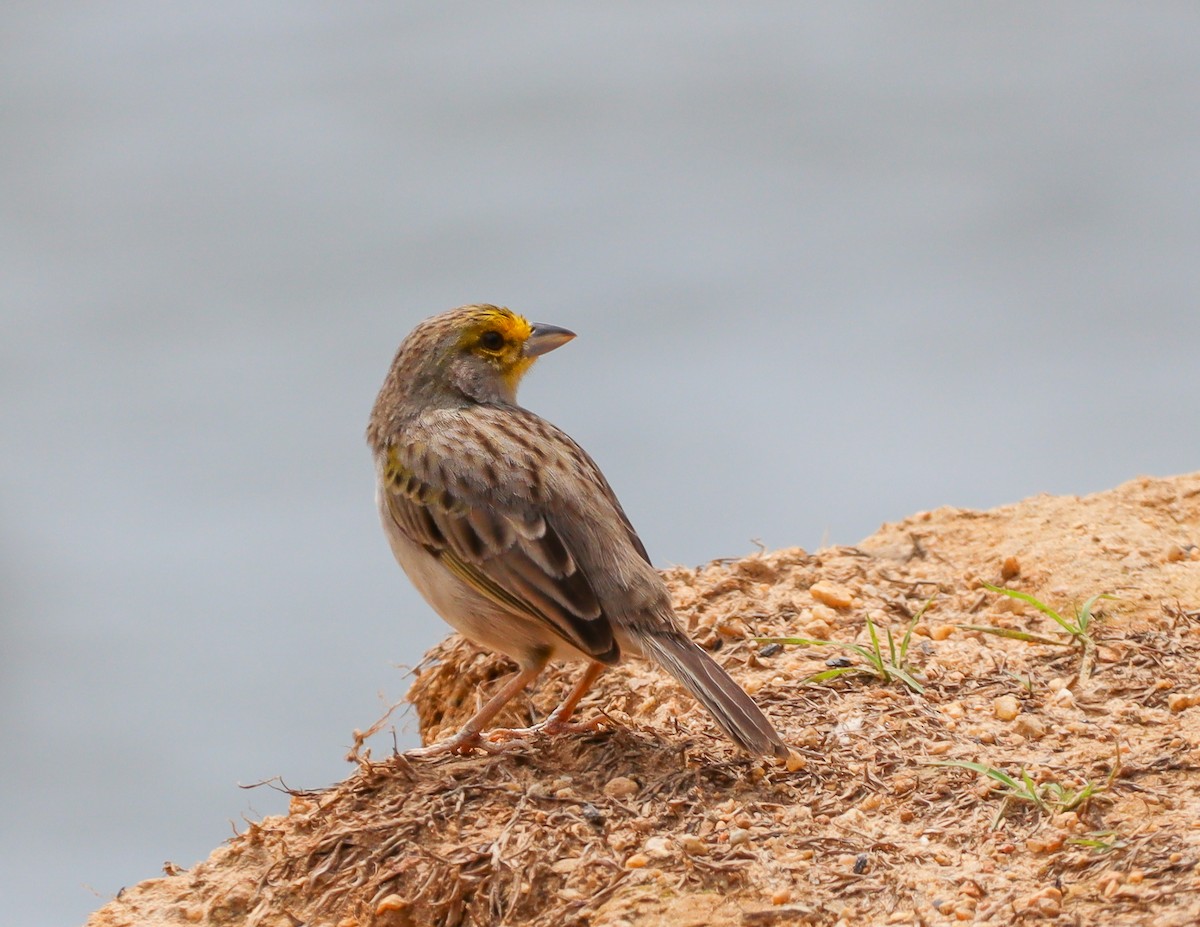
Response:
[367,304,788,760]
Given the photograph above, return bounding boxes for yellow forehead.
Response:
[462,306,532,342]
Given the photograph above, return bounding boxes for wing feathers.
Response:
[381,407,620,661]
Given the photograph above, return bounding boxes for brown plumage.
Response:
[368,304,788,759]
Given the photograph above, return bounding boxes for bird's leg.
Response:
[541,661,607,734]
[488,661,608,742]
[406,665,542,758]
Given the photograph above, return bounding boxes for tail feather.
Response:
[639,630,789,759]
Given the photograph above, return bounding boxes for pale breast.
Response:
[377,489,595,668]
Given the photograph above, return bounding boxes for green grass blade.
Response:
[930,760,1022,792]
[886,664,926,694]
[980,582,1075,634]
[756,636,844,649]
[1020,769,1048,810]
[899,606,926,660]
[957,624,1071,646]
[758,635,880,670]
[1076,593,1115,634]
[841,643,878,663]
[864,615,883,671]
[801,667,862,685]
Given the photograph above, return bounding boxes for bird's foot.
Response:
[404,715,609,758]
[486,714,608,742]
[404,729,517,758]
[541,713,608,736]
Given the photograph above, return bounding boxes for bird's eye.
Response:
[479,330,505,351]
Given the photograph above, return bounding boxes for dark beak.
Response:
[524,322,576,357]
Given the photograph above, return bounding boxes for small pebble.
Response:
[1167,692,1199,712]
[1000,556,1021,579]
[1013,886,1062,917]
[994,695,1021,721]
[941,701,965,720]
[758,642,783,658]
[643,836,671,857]
[958,880,983,899]
[1049,687,1076,708]
[804,619,833,639]
[809,603,838,625]
[624,853,650,869]
[891,775,917,795]
[678,834,707,856]
[1026,832,1065,853]
[1014,715,1047,739]
[810,580,855,609]
[604,776,640,799]
[771,888,792,905]
[728,827,751,846]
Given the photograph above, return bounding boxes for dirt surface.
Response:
[87,473,1200,926]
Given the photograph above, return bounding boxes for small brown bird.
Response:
[367,304,788,759]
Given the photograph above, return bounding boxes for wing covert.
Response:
[380,409,619,662]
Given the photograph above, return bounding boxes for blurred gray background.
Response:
[3,4,1199,924]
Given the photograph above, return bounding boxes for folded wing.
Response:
[380,406,631,663]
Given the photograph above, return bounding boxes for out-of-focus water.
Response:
[2,5,1198,924]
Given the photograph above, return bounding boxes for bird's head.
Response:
[376,305,576,418]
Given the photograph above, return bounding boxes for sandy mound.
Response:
[87,473,1200,926]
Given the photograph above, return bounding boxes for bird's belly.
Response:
[379,497,590,667]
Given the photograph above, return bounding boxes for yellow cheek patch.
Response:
[501,354,536,392]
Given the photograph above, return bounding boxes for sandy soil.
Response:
[87,473,1200,926]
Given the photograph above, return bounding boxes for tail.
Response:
[638,629,789,760]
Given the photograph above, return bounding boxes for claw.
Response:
[486,715,608,742]
[404,730,487,758]
[541,715,607,737]
[404,728,532,758]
